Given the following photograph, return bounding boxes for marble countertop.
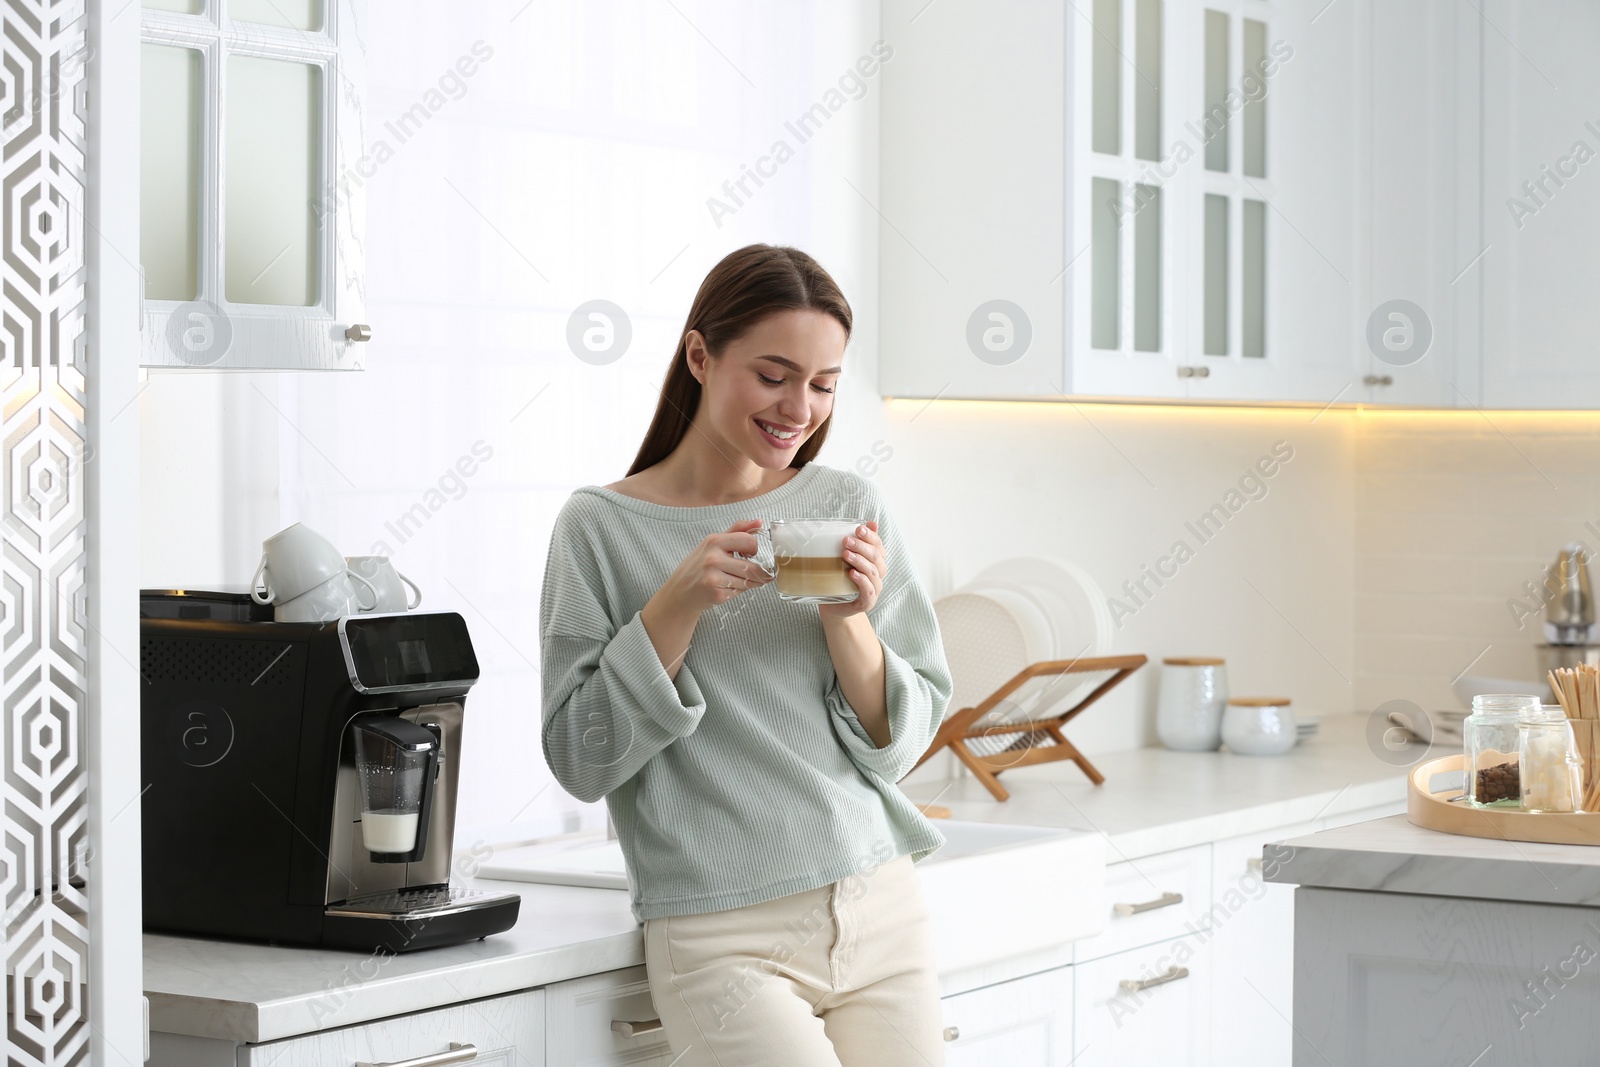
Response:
[898,710,1411,861]
[146,711,1412,1044]
[1263,812,1600,907]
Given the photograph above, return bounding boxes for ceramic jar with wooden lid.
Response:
[1222,697,1297,756]
[1156,657,1229,751]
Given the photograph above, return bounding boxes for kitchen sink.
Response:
[477,820,1106,973]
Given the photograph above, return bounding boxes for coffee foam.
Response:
[772,520,859,558]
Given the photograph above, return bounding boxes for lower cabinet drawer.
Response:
[1075,843,1211,963]
[1072,937,1212,1067]
[940,966,1074,1067]
[239,988,544,1067]
[543,966,677,1066]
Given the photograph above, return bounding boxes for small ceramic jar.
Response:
[1221,697,1297,756]
[1156,657,1229,751]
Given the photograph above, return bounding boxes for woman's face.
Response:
[690,308,845,465]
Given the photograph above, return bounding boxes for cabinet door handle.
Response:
[356,1042,478,1067]
[611,1018,664,1038]
[1113,891,1182,917]
[345,323,373,342]
[1177,365,1211,378]
[1363,373,1393,386]
[943,1025,961,1042]
[1247,856,1264,874]
[1119,966,1190,994]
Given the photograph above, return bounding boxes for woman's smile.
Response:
[754,417,805,449]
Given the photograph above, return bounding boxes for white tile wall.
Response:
[1353,411,1600,715]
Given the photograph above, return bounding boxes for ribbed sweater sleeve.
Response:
[539,499,707,803]
[824,481,953,783]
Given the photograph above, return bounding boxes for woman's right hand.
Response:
[639,520,771,679]
[655,518,773,618]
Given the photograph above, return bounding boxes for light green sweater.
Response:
[539,461,953,922]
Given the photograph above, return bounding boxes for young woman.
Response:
[539,244,954,1066]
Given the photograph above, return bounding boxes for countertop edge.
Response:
[151,932,646,1045]
[1262,815,1600,908]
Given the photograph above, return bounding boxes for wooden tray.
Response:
[1408,754,1600,846]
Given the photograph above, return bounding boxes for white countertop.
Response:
[1264,812,1600,907]
[145,712,1412,1044]
[898,711,1411,860]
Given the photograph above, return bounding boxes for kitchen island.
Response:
[146,712,1415,1065]
[1265,813,1600,1066]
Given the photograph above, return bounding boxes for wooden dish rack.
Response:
[911,654,1148,801]
[1408,753,1600,846]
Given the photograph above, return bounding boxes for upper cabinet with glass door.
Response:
[140,0,367,369]
[880,0,1365,405]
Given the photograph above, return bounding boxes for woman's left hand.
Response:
[818,521,884,622]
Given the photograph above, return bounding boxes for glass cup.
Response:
[741,518,864,604]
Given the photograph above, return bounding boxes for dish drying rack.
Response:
[911,654,1147,801]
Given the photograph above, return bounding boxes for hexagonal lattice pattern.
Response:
[4,0,90,1063]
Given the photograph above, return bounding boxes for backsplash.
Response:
[1354,410,1600,715]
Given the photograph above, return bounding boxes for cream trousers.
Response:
[642,852,947,1067]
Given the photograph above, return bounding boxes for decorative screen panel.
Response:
[2,0,93,1064]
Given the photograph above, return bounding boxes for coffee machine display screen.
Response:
[342,613,479,692]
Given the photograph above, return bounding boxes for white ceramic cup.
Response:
[346,556,422,613]
[1221,698,1298,756]
[274,570,374,623]
[1156,657,1229,751]
[252,522,350,605]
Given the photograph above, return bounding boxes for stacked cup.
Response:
[251,523,425,622]
[346,556,423,613]
[248,523,374,623]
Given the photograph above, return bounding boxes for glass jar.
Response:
[1463,694,1539,808]
[1518,707,1583,813]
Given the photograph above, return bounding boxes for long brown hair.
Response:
[626,244,853,477]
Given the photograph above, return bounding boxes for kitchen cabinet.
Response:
[1476,0,1600,410]
[1208,828,1298,1063]
[139,0,369,369]
[881,0,1595,410]
[880,0,1359,407]
[940,965,1075,1065]
[1208,802,1404,1065]
[1072,935,1213,1066]
[542,966,677,1067]
[239,988,544,1067]
[1079,843,1212,963]
[1352,0,1470,408]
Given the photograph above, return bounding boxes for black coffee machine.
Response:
[139,590,520,953]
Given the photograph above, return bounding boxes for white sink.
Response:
[478,820,1105,973]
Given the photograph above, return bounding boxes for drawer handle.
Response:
[1119,966,1189,994]
[356,1042,477,1067]
[1113,891,1182,917]
[611,1018,664,1038]
[1364,373,1393,386]
[943,1026,960,1042]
